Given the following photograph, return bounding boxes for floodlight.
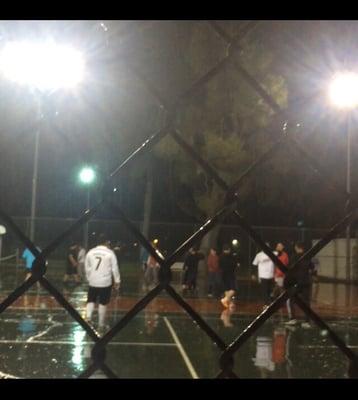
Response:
[329,72,358,109]
[0,40,85,91]
[79,167,95,185]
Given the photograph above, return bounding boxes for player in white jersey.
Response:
[85,234,120,333]
[252,243,278,310]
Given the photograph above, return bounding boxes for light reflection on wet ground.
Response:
[0,308,357,378]
[0,265,357,378]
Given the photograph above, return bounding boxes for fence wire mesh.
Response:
[0,20,358,379]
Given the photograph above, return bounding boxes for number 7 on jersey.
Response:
[95,256,102,271]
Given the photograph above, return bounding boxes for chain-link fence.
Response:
[0,20,358,378]
[3,217,330,270]
[4,216,356,282]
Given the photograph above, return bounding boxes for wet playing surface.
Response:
[1,262,358,378]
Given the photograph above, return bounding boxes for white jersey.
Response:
[85,245,120,288]
[252,251,277,279]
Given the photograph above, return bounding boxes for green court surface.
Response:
[0,308,356,379]
[0,261,357,379]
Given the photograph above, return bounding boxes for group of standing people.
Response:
[139,242,240,309]
[21,236,318,332]
[252,241,318,328]
[182,245,239,309]
[180,239,319,327]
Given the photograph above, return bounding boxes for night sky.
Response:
[0,20,358,229]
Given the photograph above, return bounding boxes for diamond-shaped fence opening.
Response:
[0,20,358,379]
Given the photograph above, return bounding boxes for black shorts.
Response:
[222,272,236,291]
[87,286,112,305]
[66,264,77,275]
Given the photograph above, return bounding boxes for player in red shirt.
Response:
[273,242,289,298]
[207,248,222,298]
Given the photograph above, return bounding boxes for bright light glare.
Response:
[79,167,95,185]
[0,40,85,91]
[329,72,358,109]
[232,239,239,246]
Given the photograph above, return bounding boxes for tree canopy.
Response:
[153,21,288,219]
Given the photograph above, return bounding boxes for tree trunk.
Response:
[199,225,220,254]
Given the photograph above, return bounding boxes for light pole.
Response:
[329,71,358,282]
[0,39,85,242]
[30,123,41,242]
[78,167,96,250]
[0,225,6,266]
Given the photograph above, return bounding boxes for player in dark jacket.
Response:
[284,242,315,328]
[182,247,204,294]
[63,243,80,284]
[219,244,238,308]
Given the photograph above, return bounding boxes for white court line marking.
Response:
[0,370,19,379]
[298,345,358,348]
[163,316,199,379]
[1,310,247,321]
[26,320,63,342]
[0,340,176,346]
[3,307,86,311]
